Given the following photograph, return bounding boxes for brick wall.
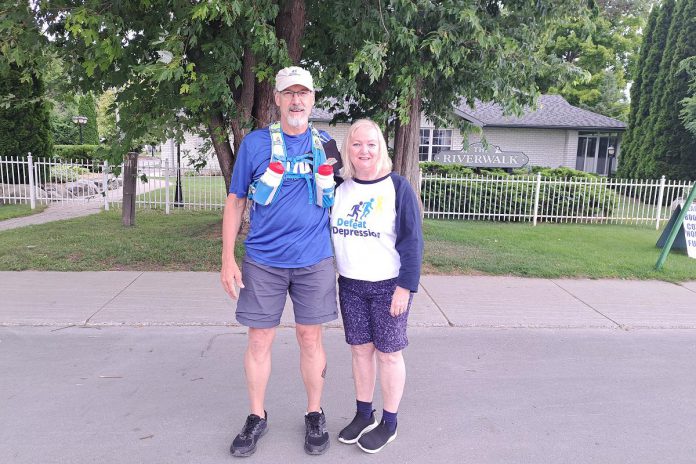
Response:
[162,121,583,171]
[467,127,576,168]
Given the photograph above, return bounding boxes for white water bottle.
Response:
[315,164,335,208]
[252,161,284,205]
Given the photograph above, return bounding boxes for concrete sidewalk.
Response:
[1,271,695,329]
[0,202,104,231]
[2,273,696,464]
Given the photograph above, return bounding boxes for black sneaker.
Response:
[230,411,268,457]
[357,419,397,454]
[304,409,330,455]
[338,410,378,444]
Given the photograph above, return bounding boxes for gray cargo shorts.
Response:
[236,255,338,328]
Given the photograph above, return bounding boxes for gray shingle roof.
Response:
[454,94,626,131]
[309,106,333,122]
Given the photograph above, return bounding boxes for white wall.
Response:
[159,132,219,170]
[312,122,350,150]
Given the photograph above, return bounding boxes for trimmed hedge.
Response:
[53,144,100,161]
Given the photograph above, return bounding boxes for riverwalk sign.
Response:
[433,143,529,169]
[655,184,696,269]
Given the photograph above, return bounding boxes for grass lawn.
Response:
[423,220,695,281]
[0,210,694,281]
[0,203,48,221]
[136,175,227,208]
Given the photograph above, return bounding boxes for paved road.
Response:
[1,272,696,463]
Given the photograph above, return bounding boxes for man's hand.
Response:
[221,194,247,300]
[389,286,411,317]
[221,260,245,299]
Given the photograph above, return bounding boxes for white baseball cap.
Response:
[275,66,314,92]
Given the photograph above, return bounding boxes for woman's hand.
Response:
[389,286,411,317]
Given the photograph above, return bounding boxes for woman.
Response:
[330,119,424,453]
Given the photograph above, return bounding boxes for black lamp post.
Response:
[174,139,183,207]
[72,115,87,144]
[607,145,615,177]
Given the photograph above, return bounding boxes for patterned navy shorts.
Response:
[338,275,412,353]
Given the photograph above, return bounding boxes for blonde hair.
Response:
[340,119,392,180]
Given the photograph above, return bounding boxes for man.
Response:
[221,66,341,457]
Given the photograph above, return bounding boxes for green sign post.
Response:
[655,182,696,270]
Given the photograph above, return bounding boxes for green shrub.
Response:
[0,66,53,184]
[53,145,100,161]
[531,166,600,179]
[421,171,615,221]
[420,162,475,176]
[49,165,90,183]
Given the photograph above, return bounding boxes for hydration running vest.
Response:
[248,122,330,207]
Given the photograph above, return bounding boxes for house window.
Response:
[419,128,452,162]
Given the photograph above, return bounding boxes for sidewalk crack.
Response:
[551,280,624,330]
[419,282,454,327]
[678,283,696,295]
[83,272,144,325]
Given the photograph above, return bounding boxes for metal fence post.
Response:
[102,160,110,211]
[27,153,36,209]
[532,172,541,226]
[655,175,666,230]
[165,159,171,215]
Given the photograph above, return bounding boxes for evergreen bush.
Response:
[0,66,53,184]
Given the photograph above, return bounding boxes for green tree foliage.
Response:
[32,0,588,193]
[50,113,79,145]
[0,65,53,178]
[77,92,99,144]
[681,56,696,136]
[626,0,696,180]
[0,1,52,82]
[96,89,117,144]
[34,0,295,189]
[650,0,696,180]
[1,1,53,167]
[617,1,667,178]
[306,0,587,191]
[539,0,651,121]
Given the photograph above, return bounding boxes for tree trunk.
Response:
[210,1,306,189]
[207,111,234,192]
[231,47,256,146]
[253,82,278,127]
[252,0,306,126]
[276,0,305,63]
[393,79,423,197]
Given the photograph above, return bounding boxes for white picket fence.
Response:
[0,155,227,213]
[1,155,693,228]
[421,173,693,228]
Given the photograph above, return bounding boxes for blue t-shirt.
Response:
[229,127,333,268]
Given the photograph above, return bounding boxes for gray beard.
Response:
[286,115,308,128]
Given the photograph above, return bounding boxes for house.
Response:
[159,95,626,176]
[449,95,626,175]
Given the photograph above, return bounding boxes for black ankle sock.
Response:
[382,409,397,432]
[356,400,373,419]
